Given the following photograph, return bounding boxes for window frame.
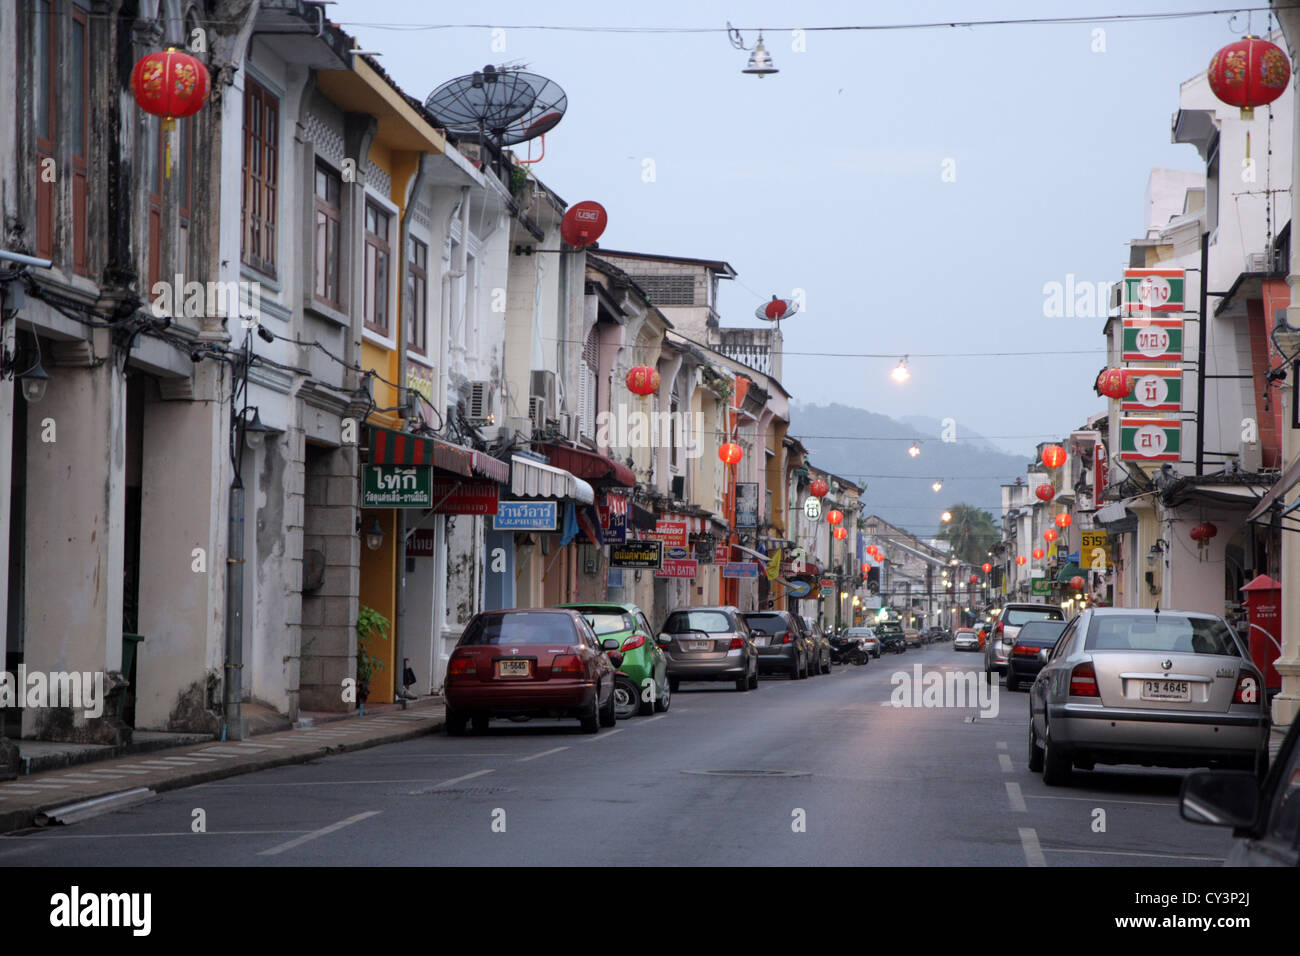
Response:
[241,78,279,278]
[363,197,393,337]
[405,235,428,356]
[70,7,89,276]
[313,158,343,310]
[34,0,56,261]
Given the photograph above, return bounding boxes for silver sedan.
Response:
[1028,607,1270,786]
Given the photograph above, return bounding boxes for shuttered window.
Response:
[580,326,598,439]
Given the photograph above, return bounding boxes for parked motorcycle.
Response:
[829,634,870,666]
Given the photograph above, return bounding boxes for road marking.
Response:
[585,729,624,742]
[998,754,1014,773]
[517,747,568,762]
[430,769,495,789]
[643,715,668,723]
[996,741,1008,751]
[20,782,69,789]
[1018,827,1046,867]
[257,811,382,857]
[0,788,44,795]
[1044,846,1225,862]
[1005,782,1026,812]
[1023,794,1178,808]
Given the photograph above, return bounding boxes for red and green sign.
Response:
[1119,418,1182,462]
[1120,368,1183,412]
[1122,269,1185,314]
[1122,319,1183,361]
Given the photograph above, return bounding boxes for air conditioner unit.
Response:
[528,396,547,435]
[1245,251,1273,274]
[555,411,572,440]
[501,415,532,441]
[1239,436,1262,473]
[530,369,557,411]
[466,380,499,426]
[567,413,583,442]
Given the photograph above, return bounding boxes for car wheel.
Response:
[1027,721,1043,773]
[613,675,640,720]
[1006,670,1018,692]
[445,707,468,736]
[600,683,617,727]
[821,654,831,675]
[749,665,759,690]
[580,697,600,734]
[735,671,749,692]
[472,713,489,735]
[1041,722,1072,786]
[654,675,672,712]
[668,677,681,694]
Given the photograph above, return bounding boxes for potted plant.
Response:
[356,605,389,710]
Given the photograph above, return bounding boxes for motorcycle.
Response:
[829,634,870,666]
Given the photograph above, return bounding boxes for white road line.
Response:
[642,715,668,723]
[21,782,69,789]
[1042,846,1225,862]
[1019,827,1046,867]
[998,754,1014,773]
[429,769,494,789]
[1005,782,1026,812]
[584,729,624,742]
[85,772,124,778]
[0,788,43,795]
[257,811,382,857]
[517,747,568,762]
[1023,794,1178,808]
[996,741,1008,751]
[239,742,285,749]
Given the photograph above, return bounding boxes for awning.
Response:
[369,424,508,483]
[509,454,594,505]
[1248,457,1300,522]
[656,510,709,534]
[534,442,635,487]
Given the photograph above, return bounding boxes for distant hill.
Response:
[789,402,1029,538]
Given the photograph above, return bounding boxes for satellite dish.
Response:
[425,65,567,150]
[560,201,608,248]
[756,295,799,322]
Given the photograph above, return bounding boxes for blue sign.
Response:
[492,500,558,531]
[785,580,812,598]
[666,546,689,559]
[607,568,624,588]
[722,561,759,579]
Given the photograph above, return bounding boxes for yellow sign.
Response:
[1080,530,1109,571]
[766,548,782,581]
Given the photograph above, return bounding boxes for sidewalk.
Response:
[0,698,445,834]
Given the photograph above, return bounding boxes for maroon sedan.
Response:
[444,609,623,735]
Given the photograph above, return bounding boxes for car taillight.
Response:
[995,622,1004,638]
[1068,661,1099,698]
[621,634,645,651]
[447,654,476,677]
[1233,674,1260,705]
[1012,645,1038,657]
[551,654,584,678]
[782,631,794,644]
[729,637,744,650]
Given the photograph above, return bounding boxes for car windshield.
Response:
[1085,614,1242,656]
[1015,621,1066,642]
[665,610,732,634]
[575,611,634,636]
[744,614,789,635]
[460,612,576,646]
[1005,607,1063,626]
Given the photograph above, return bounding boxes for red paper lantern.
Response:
[861,562,871,574]
[718,442,743,465]
[1095,367,1131,400]
[1069,575,1086,591]
[969,574,978,584]
[1055,513,1072,529]
[982,563,992,573]
[1190,520,1219,542]
[1208,36,1290,119]
[832,526,848,541]
[1016,555,1027,566]
[1043,528,1058,543]
[809,479,829,498]
[1041,445,1067,469]
[827,510,843,526]
[130,48,210,127]
[1032,548,1045,560]
[1035,483,1056,502]
[625,366,660,397]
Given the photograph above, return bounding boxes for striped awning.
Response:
[510,455,594,504]
[657,510,708,534]
[368,425,508,483]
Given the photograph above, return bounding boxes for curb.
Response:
[0,717,443,835]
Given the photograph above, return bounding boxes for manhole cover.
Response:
[681,770,810,778]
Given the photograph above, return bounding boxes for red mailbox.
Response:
[1240,574,1282,692]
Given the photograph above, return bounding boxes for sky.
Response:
[331,1,1269,456]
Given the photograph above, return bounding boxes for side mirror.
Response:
[602,638,621,652]
[656,633,672,646]
[607,651,624,669]
[1179,771,1259,828]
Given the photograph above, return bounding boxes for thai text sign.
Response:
[363,466,432,508]
[492,500,558,530]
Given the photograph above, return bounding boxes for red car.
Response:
[444,609,623,735]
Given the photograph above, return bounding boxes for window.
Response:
[241,79,278,276]
[34,0,55,260]
[364,200,392,335]
[406,237,428,353]
[148,117,163,290]
[459,612,576,646]
[71,8,89,275]
[580,326,598,438]
[313,160,342,308]
[178,115,193,270]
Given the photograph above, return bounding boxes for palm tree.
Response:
[937,504,998,565]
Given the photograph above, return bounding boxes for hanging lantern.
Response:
[1055,513,1073,529]
[1095,367,1131,400]
[1043,528,1058,543]
[969,574,978,584]
[1041,445,1067,469]
[809,479,829,498]
[1069,575,1086,591]
[981,562,992,573]
[1035,483,1056,502]
[718,442,743,465]
[130,47,210,178]
[832,526,848,541]
[827,510,843,526]
[1032,548,1045,560]
[625,366,660,397]
[1208,36,1290,120]
[1190,520,1219,559]
[861,562,871,574]
[1016,555,1027,566]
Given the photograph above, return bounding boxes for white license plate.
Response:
[688,641,713,651]
[753,636,769,647]
[496,660,531,678]
[1141,679,1189,701]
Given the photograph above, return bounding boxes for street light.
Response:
[931,479,942,493]
[908,442,921,458]
[941,511,952,523]
[365,517,385,551]
[891,357,910,383]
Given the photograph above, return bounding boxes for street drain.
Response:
[681,770,810,778]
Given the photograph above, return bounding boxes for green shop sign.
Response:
[362,465,432,508]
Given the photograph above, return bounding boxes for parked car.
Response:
[845,626,881,659]
[800,615,833,675]
[559,602,669,718]
[444,608,622,735]
[1004,619,1067,691]
[985,603,1065,682]
[903,627,922,648]
[875,621,906,653]
[744,610,808,679]
[662,606,759,692]
[1028,608,1271,786]
[953,627,980,652]
[924,626,947,645]
[1180,715,1299,866]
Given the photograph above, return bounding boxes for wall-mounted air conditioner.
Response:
[467,380,499,426]
[530,369,557,412]
[528,396,548,435]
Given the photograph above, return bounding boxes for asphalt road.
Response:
[0,644,1235,867]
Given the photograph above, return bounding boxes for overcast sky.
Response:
[331,1,1264,455]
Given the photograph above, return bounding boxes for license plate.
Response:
[688,641,713,651]
[496,660,531,678]
[1141,679,1189,701]
[753,636,769,647]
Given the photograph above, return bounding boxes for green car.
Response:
[558,602,670,718]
